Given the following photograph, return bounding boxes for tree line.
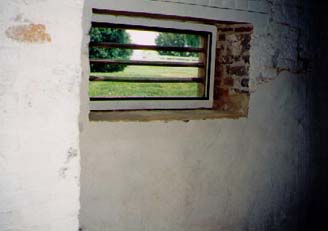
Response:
[89,28,200,72]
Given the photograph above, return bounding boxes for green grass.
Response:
[89,82,200,97]
[91,65,198,78]
[89,65,200,97]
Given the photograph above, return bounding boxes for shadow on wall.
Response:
[303,1,328,231]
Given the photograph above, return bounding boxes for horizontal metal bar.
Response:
[90,59,205,67]
[89,42,205,53]
[89,75,204,83]
[90,96,207,101]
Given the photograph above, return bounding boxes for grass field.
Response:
[89,65,201,97]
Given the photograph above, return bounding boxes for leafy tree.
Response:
[185,34,201,48]
[89,27,132,72]
[155,33,200,57]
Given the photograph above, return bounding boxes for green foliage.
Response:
[89,66,199,97]
[89,27,132,72]
[155,33,200,57]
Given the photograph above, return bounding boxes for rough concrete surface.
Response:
[0,0,319,230]
[80,0,314,231]
[0,0,83,230]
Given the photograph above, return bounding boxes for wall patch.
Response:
[6,24,51,43]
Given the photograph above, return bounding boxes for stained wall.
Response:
[80,1,314,231]
[0,1,83,230]
[0,0,318,230]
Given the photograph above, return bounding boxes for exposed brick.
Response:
[241,34,251,51]
[212,22,252,113]
[233,88,250,94]
[216,52,221,60]
[234,56,242,62]
[234,26,253,33]
[218,27,234,32]
[224,77,234,86]
[213,86,221,100]
[242,55,250,64]
[218,34,226,41]
[238,33,251,42]
[241,78,249,87]
[216,43,226,51]
[218,88,229,97]
[219,55,234,64]
[228,66,248,76]
[214,65,224,78]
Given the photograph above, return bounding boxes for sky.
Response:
[126,29,158,45]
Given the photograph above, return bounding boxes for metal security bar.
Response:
[89,22,210,101]
[90,75,204,83]
[89,59,205,68]
[89,42,205,53]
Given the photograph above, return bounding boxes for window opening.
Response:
[89,13,217,110]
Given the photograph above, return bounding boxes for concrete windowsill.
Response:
[89,109,245,122]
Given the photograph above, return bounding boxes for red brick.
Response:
[234,26,253,32]
[218,34,226,41]
[218,27,234,32]
[224,78,234,86]
[219,55,233,64]
[228,66,248,76]
[214,86,230,99]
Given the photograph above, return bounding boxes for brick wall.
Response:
[213,23,253,115]
[81,0,316,231]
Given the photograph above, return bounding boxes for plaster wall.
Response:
[0,1,83,230]
[0,0,315,230]
[80,1,313,231]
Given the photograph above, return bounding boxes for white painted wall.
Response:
[80,1,313,231]
[0,0,313,230]
[0,1,83,230]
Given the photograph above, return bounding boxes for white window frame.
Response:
[89,14,217,111]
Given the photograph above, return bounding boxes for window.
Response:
[88,12,217,110]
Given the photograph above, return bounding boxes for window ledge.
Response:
[89,109,245,122]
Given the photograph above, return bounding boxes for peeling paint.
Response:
[80,1,313,231]
[5,24,51,43]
